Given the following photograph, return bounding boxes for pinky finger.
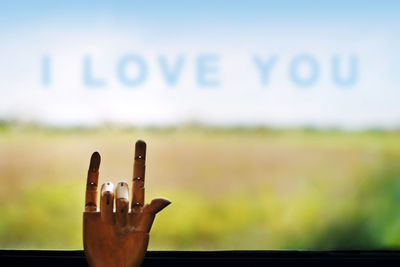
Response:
[85,152,100,211]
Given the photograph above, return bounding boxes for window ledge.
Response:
[1,249,400,266]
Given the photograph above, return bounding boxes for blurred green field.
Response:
[1,124,400,249]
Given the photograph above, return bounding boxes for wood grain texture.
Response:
[132,140,146,211]
[85,152,100,211]
[83,212,149,267]
[83,141,171,267]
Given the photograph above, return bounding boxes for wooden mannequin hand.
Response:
[83,140,171,267]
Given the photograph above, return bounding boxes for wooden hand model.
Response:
[83,140,171,267]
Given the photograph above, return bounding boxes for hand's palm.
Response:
[83,140,170,267]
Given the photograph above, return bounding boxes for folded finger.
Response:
[85,152,100,211]
[100,182,115,224]
[116,182,129,227]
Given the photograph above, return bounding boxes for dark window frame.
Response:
[1,249,400,266]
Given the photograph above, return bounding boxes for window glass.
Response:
[1,1,400,249]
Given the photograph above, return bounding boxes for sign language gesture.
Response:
[83,140,171,267]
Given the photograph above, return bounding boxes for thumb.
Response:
[143,198,171,214]
[136,198,171,232]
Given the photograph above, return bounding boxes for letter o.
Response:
[289,54,319,87]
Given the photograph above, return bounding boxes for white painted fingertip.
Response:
[116,181,129,200]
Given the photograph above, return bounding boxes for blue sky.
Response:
[0,1,399,128]
[2,1,399,30]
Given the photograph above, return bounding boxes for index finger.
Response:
[85,152,101,211]
[131,140,146,210]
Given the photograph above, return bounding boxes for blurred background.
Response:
[1,0,400,249]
